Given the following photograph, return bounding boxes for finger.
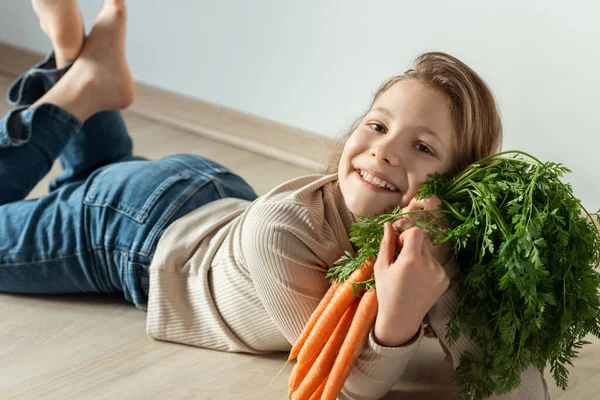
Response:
[376,222,396,268]
[408,196,426,209]
[409,196,450,231]
[392,217,413,233]
[424,194,443,210]
[403,198,427,223]
[421,196,450,227]
[420,232,435,256]
[410,196,445,219]
[393,199,423,231]
[403,197,423,213]
[398,227,426,256]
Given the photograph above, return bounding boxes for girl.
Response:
[0,1,549,399]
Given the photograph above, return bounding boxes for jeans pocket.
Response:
[83,160,192,223]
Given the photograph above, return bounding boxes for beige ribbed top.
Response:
[146,173,549,399]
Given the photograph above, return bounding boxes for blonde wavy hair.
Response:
[320,51,503,175]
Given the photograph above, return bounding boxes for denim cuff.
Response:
[7,51,74,107]
[0,103,83,148]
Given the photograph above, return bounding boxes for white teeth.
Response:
[358,170,398,192]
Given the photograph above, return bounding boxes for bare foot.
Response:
[32,0,85,68]
[32,0,135,121]
[74,0,135,110]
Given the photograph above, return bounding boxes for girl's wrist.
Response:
[373,317,421,347]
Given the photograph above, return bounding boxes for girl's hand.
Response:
[373,222,450,347]
[392,195,451,266]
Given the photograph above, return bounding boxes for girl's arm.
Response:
[427,258,551,400]
[242,201,424,400]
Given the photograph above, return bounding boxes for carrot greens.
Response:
[326,150,600,399]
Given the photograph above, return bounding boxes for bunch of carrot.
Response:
[285,256,378,400]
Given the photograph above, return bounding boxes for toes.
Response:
[105,0,126,12]
[113,2,127,21]
[98,0,127,23]
[32,0,84,60]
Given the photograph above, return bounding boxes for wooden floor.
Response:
[0,72,596,400]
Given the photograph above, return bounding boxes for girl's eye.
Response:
[368,123,386,133]
[416,143,433,155]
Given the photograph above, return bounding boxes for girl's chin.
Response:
[345,199,387,218]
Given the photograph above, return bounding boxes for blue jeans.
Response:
[0,53,258,311]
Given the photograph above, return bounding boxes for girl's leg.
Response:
[7,0,83,107]
[1,1,259,311]
[0,0,134,202]
[48,110,144,191]
[0,104,82,204]
[31,0,85,70]
[0,0,144,303]
[8,54,141,192]
[10,1,139,192]
[0,152,258,310]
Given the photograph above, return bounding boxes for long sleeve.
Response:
[242,201,423,400]
[426,259,551,399]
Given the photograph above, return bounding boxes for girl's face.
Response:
[338,79,456,217]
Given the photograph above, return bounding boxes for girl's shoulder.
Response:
[240,172,354,265]
[245,173,338,223]
[254,173,339,207]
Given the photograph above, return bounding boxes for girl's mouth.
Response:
[355,169,399,193]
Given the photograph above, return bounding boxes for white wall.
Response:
[0,0,598,210]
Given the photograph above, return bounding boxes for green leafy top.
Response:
[326,150,600,399]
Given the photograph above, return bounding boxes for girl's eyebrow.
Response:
[371,107,443,145]
[371,107,394,119]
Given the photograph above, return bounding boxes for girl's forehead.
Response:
[372,82,453,136]
[374,80,449,117]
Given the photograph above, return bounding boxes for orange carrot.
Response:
[289,283,340,362]
[288,290,344,393]
[309,373,328,400]
[289,343,326,398]
[289,360,310,397]
[291,301,359,399]
[290,352,326,397]
[298,257,375,364]
[288,362,298,396]
[321,288,379,400]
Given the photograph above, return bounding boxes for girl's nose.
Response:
[370,143,400,166]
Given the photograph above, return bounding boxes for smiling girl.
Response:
[0,1,549,399]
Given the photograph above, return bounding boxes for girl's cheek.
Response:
[346,136,363,152]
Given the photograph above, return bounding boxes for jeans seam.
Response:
[1,106,29,147]
[167,155,229,175]
[121,251,149,310]
[120,250,130,300]
[0,243,135,267]
[0,248,95,267]
[18,104,82,148]
[44,104,83,130]
[6,51,59,106]
[211,177,227,198]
